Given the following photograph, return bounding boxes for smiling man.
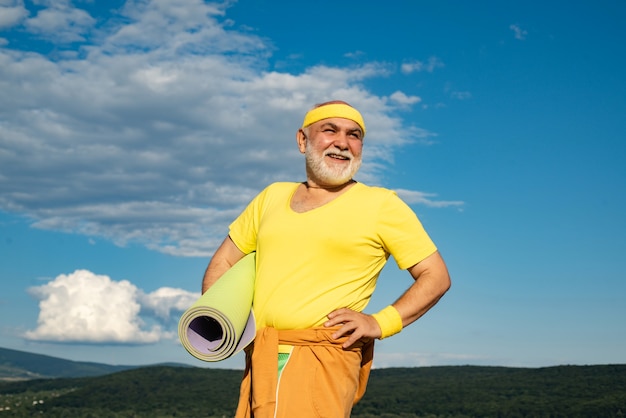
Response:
[201,100,451,417]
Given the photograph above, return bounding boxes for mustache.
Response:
[324,149,353,160]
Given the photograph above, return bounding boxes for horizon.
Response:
[2,345,623,372]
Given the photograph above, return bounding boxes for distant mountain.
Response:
[0,346,139,380]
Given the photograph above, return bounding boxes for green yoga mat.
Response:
[178,253,256,362]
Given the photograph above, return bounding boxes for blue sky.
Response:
[0,0,624,370]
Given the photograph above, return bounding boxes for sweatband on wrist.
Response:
[371,305,403,339]
[302,103,366,136]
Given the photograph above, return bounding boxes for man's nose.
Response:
[332,132,349,149]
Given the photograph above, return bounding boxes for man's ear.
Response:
[296,129,307,154]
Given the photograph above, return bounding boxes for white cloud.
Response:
[24,2,95,43]
[444,82,472,101]
[344,50,365,59]
[510,24,528,40]
[23,270,198,344]
[0,1,28,29]
[389,90,422,106]
[139,287,200,320]
[396,189,464,208]
[0,0,456,257]
[401,56,444,74]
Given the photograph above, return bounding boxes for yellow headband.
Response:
[301,103,366,136]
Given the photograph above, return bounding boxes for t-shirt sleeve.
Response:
[377,191,438,270]
[228,188,266,254]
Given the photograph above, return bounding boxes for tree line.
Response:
[1,364,624,417]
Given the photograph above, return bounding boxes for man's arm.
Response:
[325,251,451,348]
[394,250,451,327]
[201,236,246,294]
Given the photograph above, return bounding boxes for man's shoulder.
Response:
[264,181,299,191]
[354,182,396,198]
[351,183,415,212]
[257,182,299,198]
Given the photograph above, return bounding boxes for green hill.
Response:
[0,347,137,380]
[1,363,625,417]
[354,365,626,417]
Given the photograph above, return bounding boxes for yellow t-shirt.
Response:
[229,182,437,330]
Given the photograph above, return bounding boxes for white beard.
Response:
[305,142,361,186]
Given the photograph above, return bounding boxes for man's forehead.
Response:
[312,117,363,131]
[301,103,366,136]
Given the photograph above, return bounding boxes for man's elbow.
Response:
[439,272,451,297]
[430,255,452,296]
[434,253,451,296]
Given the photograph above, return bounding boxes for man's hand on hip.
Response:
[325,308,382,348]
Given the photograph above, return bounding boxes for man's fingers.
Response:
[325,308,381,347]
[325,308,354,327]
[326,307,351,320]
[331,320,355,337]
[332,325,360,348]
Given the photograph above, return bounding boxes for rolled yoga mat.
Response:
[178,252,256,362]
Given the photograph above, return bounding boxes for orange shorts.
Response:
[235,327,374,418]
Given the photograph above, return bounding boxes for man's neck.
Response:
[291,180,356,213]
[303,179,355,191]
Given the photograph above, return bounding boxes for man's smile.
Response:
[326,152,351,161]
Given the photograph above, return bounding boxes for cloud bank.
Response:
[24,269,198,344]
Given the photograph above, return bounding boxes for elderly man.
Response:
[202,100,451,417]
